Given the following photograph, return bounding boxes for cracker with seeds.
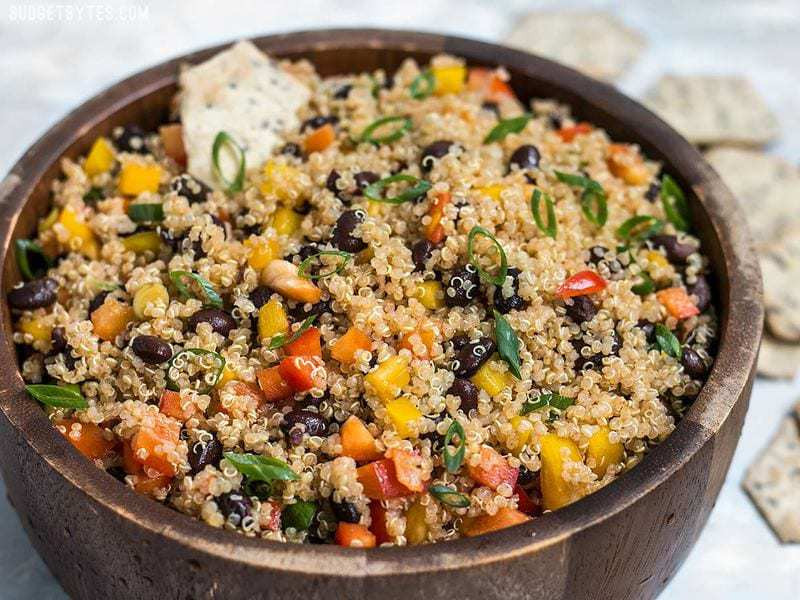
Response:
[180,40,310,188]
[760,228,800,343]
[757,335,800,379]
[743,416,800,542]
[505,11,645,81]
[645,76,779,146]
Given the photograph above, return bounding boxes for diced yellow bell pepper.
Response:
[58,207,99,259]
[539,434,582,511]
[244,238,280,270]
[645,250,669,269]
[38,207,60,234]
[122,231,161,254]
[433,66,466,95]
[386,397,421,438]
[83,137,115,177]
[258,298,288,342]
[367,201,382,217]
[132,282,169,319]
[471,359,512,397]
[271,207,302,236]
[217,366,237,387]
[509,415,532,454]
[118,162,162,196]
[586,426,624,477]
[405,501,428,544]
[366,355,410,402]
[475,185,504,202]
[18,317,52,343]
[416,280,444,310]
[260,161,300,203]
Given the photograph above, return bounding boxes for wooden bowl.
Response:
[0,29,762,600]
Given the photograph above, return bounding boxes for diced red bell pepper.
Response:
[335,522,376,548]
[284,326,322,357]
[357,458,414,500]
[557,122,593,143]
[514,485,542,516]
[256,366,294,402]
[158,390,199,422]
[656,287,700,319]
[385,448,428,492]
[369,501,392,545]
[424,192,450,245]
[461,507,531,537]
[467,68,517,102]
[266,501,282,531]
[130,414,182,477]
[556,270,608,299]
[277,355,321,392]
[467,446,519,491]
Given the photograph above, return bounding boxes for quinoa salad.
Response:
[7,41,716,547]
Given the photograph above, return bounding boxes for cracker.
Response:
[761,228,800,343]
[179,40,311,188]
[645,76,779,146]
[505,11,645,81]
[743,416,800,542]
[757,335,800,379]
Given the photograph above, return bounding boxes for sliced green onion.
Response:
[429,485,470,508]
[631,271,655,296]
[211,131,246,194]
[359,116,412,145]
[25,384,88,409]
[128,203,164,223]
[655,324,682,359]
[223,452,299,483]
[363,174,431,205]
[616,215,664,243]
[467,226,508,286]
[297,251,352,280]
[521,393,573,414]
[15,239,52,280]
[555,171,608,227]
[281,500,317,531]
[409,69,435,100]
[660,175,690,231]
[530,189,557,239]
[493,309,521,379]
[554,171,598,188]
[443,420,466,473]
[82,186,104,204]
[169,270,223,308]
[268,314,318,350]
[166,348,226,393]
[484,113,531,144]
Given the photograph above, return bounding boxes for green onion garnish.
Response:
[493,309,521,379]
[409,69,435,100]
[223,452,299,483]
[654,324,682,359]
[82,186,104,205]
[169,270,223,308]
[530,189,557,239]
[166,348,226,393]
[429,485,471,508]
[297,251,352,280]
[281,500,317,531]
[467,226,508,286]
[555,171,608,227]
[483,113,532,144]
[363,174,432,205]
[211,131,246,194]
[15,239,52,280]
[521,392,573,414]
[660,175,690,231]
[268,314,318,350]
[128,203,164,223]
[631,271,655,296]
[616,215,664,243]
[443,420,466,473]
[25,384,88,409]
[358,116,412,145]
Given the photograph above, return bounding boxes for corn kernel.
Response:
[586,426,624,477]
[509,415,532,454]
[645,250,669,269]
[83,137,115,177]
[433,66,466,95]
[244,238,280,270]
[474,185,504,202]
[58,207,99,259]
[471,359,512,397]
[366,355,410,402]
[18,317,52,343]
[271,207,302,236]
[386,397,421,438]
[405,502,428,544]
[539,434,582,511]
[118,162,162,196]
[258,298,288,342]
[260,161,300,203]
[416,280,444,310]
[132,282,169,319]
[217,366,237,387]
[122,231,161,254]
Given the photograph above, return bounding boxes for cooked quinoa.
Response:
[8,49,716,547]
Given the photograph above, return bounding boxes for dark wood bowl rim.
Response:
[0,28,762,577]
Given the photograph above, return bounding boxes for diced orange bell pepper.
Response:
[130,415,181,477]
[462,507,531,537]
[606,143,649,186]
[284,326,322,357]
[424,191,450,245]
[335,522,376,548]
[122,440,142,474]
[369,501,392,545]
[158,390,199,423]
[277,355,321,392]
[656,287,700,319]
[232,381,266,408]
[331,327,372,364]
[385,448,427,492]
[467,446,518,491]
[304,123,336,154]
[56,419,116,460]
[556,270,607,299]
[159,124,186,165]
[399,328,436,359]
[467,68,516,102]
[557,122,593,143]
[132,473,172,496]
[340,415,381,462]
[514,484,541,516]
[91,299,135,342]
[256,366,294,402]
[357,459,414,500]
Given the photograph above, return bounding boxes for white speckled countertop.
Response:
[1,1,799,598]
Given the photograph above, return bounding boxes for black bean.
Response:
[111,124,148,153]
[565,296,597,324]
[353,171,379,194]
[448,334,470,353]
[508,144,540,172]
[681,347,707,379]
[420,140,455,172]
[8,278,58,310]
[516,465,536,487]
[453,337,495,378]
[448,378,479,414]
[444,264,480,307]
[187,308,237,338]
[575,350,604,372]
[637,319,656,344]
[411,239,435,272]
[493,267,526,314]
[159,227,183,251]
[609,330,622,355]
[294,201,313,216]
[170,174,212,205]
[645,181,661,202]
[131,335,172,364]
[288,298,332,322]
[189,436,223,475]
[292,243,320,265]
[107,466,128,482]
[279,142,302,158]
[687,275,711,313]
[547,113,564,130]
[50,326,67,354]
[88,290,110,315]
[281,409,328,440]
[326,170,342,193]
[332,500,361,524]
[650,235,695,265]
[218,492,252,527]
[249,286,272,309]
[333,84,353,100]
[300,115,338,133]
[482,101,501,118]
[331,209,367,253]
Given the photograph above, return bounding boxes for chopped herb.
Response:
[493,309,521,379]
[82,186,104,204]
[297,251,352,280]
[409,69,435,99]
[660,175,690,231]
[211,131,246,193]
[521,392,574,414]
[281,500,317,531]
[25,384,88,409]
[555,171,608,226]
[631,271,655,296]
[268,314,318,350]
[359,115,412,145]
[467,226,508,286]
[429,485,470,508]
[15,239,52,280]
[443,420,466,473]
[530,189,557,239]
[127,203,164,223]
[484,113,532,144]
[363,174,431,204]
[223,452,299,483]
[654,324,682,359]
[168,270,223,308]
[616,215,664,243]
[166,348,226,393]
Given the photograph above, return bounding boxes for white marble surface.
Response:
[0,1,799,598]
